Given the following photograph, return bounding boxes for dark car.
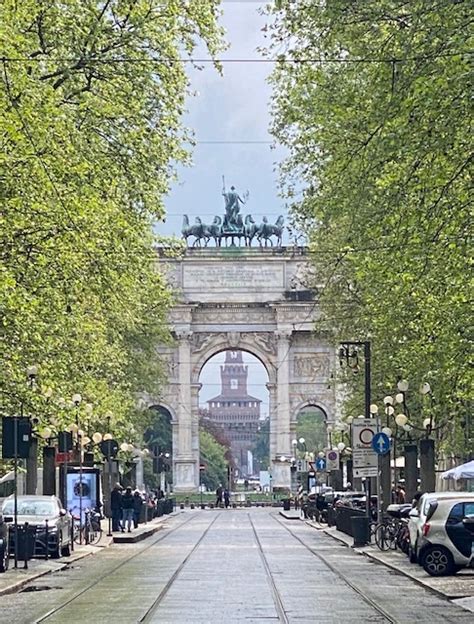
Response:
[0,512,9,572]
[2,495,72,559]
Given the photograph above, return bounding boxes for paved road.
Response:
[0,509,471,623]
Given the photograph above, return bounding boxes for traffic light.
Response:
[2,417,32,459]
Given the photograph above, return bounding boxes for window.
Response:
[447,502,464,524]
[231,379,238,389]
[464,502,474,516]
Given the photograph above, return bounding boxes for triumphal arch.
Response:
[151,186,336,491]
[153,245,337,492]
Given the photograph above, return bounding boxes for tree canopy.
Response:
[0,1,223,447]
[266,0,472,457]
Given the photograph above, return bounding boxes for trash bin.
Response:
[282,499,291,511]
[156,500,165,517]
[13,524,36,562]
[351,516,369,547]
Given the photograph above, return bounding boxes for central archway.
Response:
[199,349,270,489]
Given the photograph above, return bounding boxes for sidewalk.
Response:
[0,513,177,597]
[312,522,474,611]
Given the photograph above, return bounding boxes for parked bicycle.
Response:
[73,508,103,545]
[374,504,411,552]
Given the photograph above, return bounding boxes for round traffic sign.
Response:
[327,450,338,461]
[359,427,374,445]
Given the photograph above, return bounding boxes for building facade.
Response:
[205,350,262,477]
[151,247,337,492]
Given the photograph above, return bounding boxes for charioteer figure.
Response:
[222,178,247,233]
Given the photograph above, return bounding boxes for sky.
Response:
[161,1,285,415]
[199,351,269,418]
[158,0,287,239]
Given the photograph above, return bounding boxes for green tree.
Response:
[199,429,228,492]
[266,1,472,457]
[0,2,223,454]
[252,418,270,470]
[296,408,327,456]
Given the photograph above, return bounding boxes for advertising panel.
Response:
[66,469,100,521]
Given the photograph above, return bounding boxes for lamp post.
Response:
[72,393,85,543]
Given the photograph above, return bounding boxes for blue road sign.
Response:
[316,458,326,471]
[372,432,391,455]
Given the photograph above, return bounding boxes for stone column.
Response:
[420,438,435,493]
[191,382,202,489]
[266,383,278,463]
[274,330,292,489]
[174,331,197,491]
[380,452,392,511]
[42,446,56,495]
[26,437,38,494]
[404,444,418,502]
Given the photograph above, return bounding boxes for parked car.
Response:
[0,512,9,572]
[408,491,474,575]
[2,495,72,559]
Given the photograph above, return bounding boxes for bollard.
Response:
[45,519,49,561]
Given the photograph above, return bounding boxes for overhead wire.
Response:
[1,50,471,65]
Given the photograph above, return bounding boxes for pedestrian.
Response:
[216,484,223,507]
[396,484,406,504]
[122,486,134,532]
[223,488,230,508]
[111,483,123,532]
[133,490,143,528]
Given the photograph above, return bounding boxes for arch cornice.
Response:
[291,400,331,422]
[190,332,276,385]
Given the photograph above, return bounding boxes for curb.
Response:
[113,524,163,544]
[0,549,93,597]
[318,525,473,603]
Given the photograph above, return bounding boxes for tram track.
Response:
[248,513,290,624]
[138,513,221,622]
[272,513,468,624]
[34,512,202,623]
[271,513,398,624]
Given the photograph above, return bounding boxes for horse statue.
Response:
[182,215,209,247]
[204,216,223,247]
[257,215,285,247]
[244,215,258,247]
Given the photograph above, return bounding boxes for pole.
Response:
[200,466,203,509]
[107,458,112,537]
[79,439,83,545]
[13,412,18,569]
[363,341,373,522]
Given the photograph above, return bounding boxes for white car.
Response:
[408,491,474,575]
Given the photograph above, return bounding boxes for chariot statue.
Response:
[181,177,284,248]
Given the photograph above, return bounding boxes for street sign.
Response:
[326,449,339,471]
[296,459,307,472]
[55,451,71,464]
[316,458,326,471]
[372,432,391,455]
[352,418,378,477]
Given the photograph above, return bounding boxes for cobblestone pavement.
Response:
[0,509,471,624]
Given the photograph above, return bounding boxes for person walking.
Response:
[122,486,135,532]
[396,484,406,504]
[111,483,123,532]
[133,490,143,528]
[223,488,230,509]
[216,484,223,507]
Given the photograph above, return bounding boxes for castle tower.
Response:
[206,351,262,477]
